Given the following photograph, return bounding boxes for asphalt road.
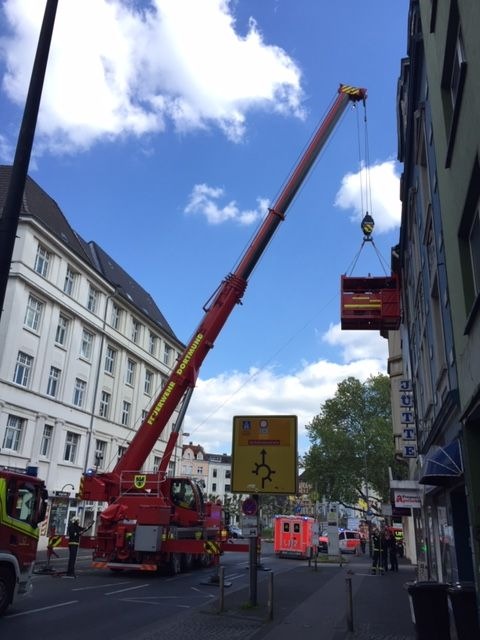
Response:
[0,542,304,639]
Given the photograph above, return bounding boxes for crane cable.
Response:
[344,98,390,277]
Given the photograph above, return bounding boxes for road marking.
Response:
[105,583,149,595]
[72,581,131,591]
[6,600,79,618]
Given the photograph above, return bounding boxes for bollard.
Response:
[267,571,274,620]
[346,575,354,632]
[218,566,225,613]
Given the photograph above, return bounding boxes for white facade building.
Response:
[0,167,185,537]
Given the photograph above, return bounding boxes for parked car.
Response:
[227,524,243,538]
[318,529,361,554]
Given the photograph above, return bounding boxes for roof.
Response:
[0,165,180,342]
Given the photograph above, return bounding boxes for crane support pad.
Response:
[340,274,400,331]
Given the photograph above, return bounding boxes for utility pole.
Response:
[0,0,58,320]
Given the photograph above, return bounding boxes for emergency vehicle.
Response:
[273,515,319,559]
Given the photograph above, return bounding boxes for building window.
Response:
[117,445,126,461]
[73,378,87,407]
[212,468,217,478]
[3,414,25,451]
[144,370,153,395]
[87,284,99,313]
[121,401,131,426]
[153,455,161,473]
[34,244,50,277]
[225,470,231,479]
[63,266,78,296]
[80,328,94,360]
[141,409,148,421]
[99,391,111,418]
[40,424,53,457]
[163,344,172,366]
[104,346,117,374]
[94,439,107,469]
[126,359,136,386]
[64,431,79,463]
[131,317,141,343]
[24,294,43,332]
[212,483,217,492]
[111,303,121,330]
[469,207,480,297]
[13,351,33,387]
[46,366,61,397]
[225,484,231,492]
[55,314,70,346]
[149,332,157,355]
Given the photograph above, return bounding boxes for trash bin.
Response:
[405,581,450,640]
[448,582,480,640]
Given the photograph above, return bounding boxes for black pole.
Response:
[0,0,58,320]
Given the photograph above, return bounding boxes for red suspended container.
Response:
[340,273,401,331]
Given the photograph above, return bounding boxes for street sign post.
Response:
[231,415,298,494]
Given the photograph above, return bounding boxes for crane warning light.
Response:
[340,274,401,331]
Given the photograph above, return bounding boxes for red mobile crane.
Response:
[80,84,367,574]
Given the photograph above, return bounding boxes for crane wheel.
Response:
[0,567,14,616]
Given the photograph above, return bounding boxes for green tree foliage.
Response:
[303,374,404,509]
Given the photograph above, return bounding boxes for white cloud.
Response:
[334,160,401,233]
[182,324,388,455]
[0,0,304,154]
[184,183,269,225]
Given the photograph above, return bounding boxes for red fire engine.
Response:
[0,467,47,615]
[79,84,367,575]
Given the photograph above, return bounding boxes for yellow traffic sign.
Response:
[231,415,298,494]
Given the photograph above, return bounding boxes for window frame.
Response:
[3,414,25,451]
[73,378,87,408]
[63,431,80,463]
[34,244,50,277]
[46,365,61,397]
[24,294,43,332]
[13,351,33,387]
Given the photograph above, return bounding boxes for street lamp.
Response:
[61,483,75,493]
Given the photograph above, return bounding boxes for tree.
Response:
[303,374,405,512]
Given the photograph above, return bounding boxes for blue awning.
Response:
[418,440,463,486]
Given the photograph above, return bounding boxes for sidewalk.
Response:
[115,554,417,640]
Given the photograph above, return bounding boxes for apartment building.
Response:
[0,166,185,536]
[394,0,480,596]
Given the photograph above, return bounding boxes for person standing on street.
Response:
[65,516,85,577]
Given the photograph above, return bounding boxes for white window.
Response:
[46,366,61,397]
[144,370,153,394]
[94,439,107,469]
[121,401,131,426]
[131,318,141,344]
[80,329,94,359]
[13,351,33,387]
[64,266,78,296]
[153,455,161,473]
[99,391,111,418]
[111,303,121,330]
[40,424,53,457]
[64,431,79,463]
[55,314,70,346]
[117,445,126,461]
[3,414,25,451]
[149,332,157,355]
[163,344,172,366]
[126,359,136,386]
[73,378,86,407]
[469,206,480,296]
[24,294,43,331]
[104,346,117,374]
[141,409,148,421]
[34,244,50,277]
[87,284,99,313]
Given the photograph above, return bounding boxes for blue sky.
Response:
[0,0,409,456]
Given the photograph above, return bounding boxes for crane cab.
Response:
[340,274,401,331]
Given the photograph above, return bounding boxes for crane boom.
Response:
[81,84,366,501]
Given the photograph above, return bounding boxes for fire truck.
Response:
[80,84,367,575]
[0,467,48,615]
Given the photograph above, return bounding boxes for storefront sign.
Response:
[394,490,421,509]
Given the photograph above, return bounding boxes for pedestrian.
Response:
[65,516,85,577]
[360,532,366,554]
[382,528,390,573]
[371,527,383,574]
[389,532,399,572]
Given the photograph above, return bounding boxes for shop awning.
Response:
[418,440,463,486]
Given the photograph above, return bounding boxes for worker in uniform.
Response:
[371,527,384,575]
[65,516,85,577]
